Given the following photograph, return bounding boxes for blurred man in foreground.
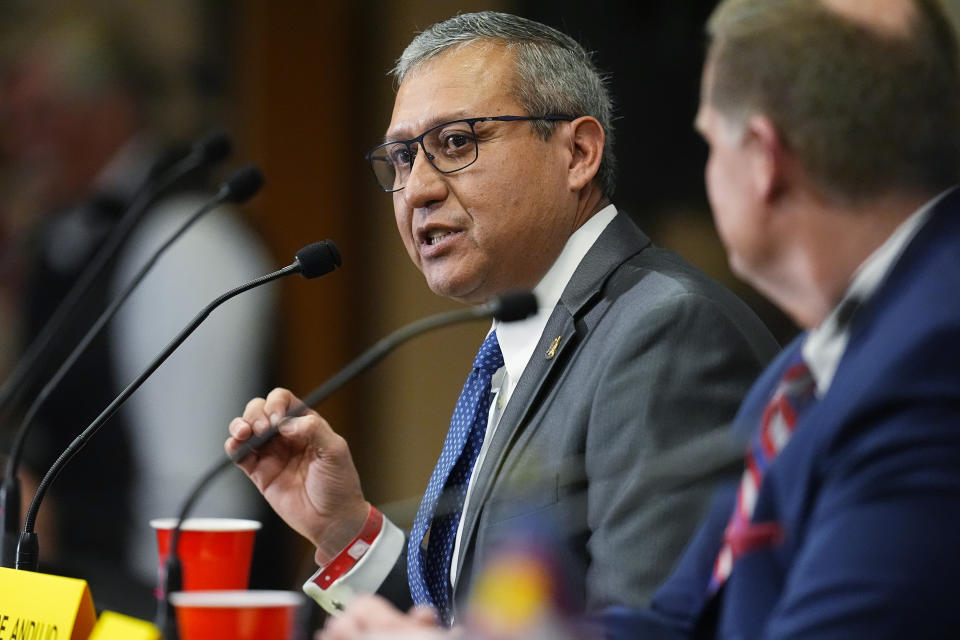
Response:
[602,0,960,637]
[227,10,777,633]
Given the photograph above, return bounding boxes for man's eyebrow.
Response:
[384,111,473,143]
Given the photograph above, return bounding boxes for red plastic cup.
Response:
[151,517,261,593]
[169,590,302,640]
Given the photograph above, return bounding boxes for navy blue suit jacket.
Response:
[602,188,960,639]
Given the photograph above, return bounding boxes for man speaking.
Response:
[226,11,777,628]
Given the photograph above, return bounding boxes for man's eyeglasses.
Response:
[364,114,575,193]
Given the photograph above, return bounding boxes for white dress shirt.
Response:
[304,205,619,613]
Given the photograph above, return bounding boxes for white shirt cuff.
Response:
[302,515,405,614]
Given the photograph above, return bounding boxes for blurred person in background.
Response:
[0,5,281,616]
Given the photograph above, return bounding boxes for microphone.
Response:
[154,290,537,636]
[0,164,265,567]
[0,132,233,427]
[14,240,342,572]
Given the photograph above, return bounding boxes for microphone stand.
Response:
[0,133,230,427]
[0,165,263,568]
[15,241,342,571]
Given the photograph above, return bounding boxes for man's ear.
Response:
[744,114,788,203]
[566,116,605,191]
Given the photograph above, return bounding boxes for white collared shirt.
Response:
[454,203,618,580]
[803,188,952,394]
[304,205,619,613]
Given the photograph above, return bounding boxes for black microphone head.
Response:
[221,165,265,203]
[193,131,232,166]
[492,290,538,322]
[295,240,341,279]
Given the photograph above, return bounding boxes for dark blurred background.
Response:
[3,0,955,616]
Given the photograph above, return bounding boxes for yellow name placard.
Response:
[88,611,160,640]
[0,567,95,640]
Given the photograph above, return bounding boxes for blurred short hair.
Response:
[706,0,960,203]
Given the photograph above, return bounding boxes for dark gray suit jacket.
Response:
[381,212,779,619]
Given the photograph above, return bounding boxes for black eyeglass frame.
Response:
[364,114,576,193]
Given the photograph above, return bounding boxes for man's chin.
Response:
[424,274,489,306]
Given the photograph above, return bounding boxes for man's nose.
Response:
[403,146,446,208]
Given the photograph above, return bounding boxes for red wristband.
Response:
[310,506,383,590]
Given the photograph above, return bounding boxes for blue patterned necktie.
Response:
[408,330,504,623]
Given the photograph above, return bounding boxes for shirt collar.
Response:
[494,204,618,390]
[803,187,953,393]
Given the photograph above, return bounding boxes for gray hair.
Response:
[392,11,617,197]
[706,0,960,204]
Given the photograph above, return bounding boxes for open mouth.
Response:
[419,227,463,249]
[426,230,454,246]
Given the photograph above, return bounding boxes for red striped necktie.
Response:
[709,349,817,592]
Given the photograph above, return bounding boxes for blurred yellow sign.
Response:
[88,611,160,640]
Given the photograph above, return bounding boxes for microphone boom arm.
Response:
[6,196,225,485]
[17,237,340,570]
[0,141,227,426]
[17,262,301,556]
[172,299,515,555]
[1,164,263,568]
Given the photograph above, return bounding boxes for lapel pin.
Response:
[545,335,562,359]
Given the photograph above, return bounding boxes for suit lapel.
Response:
[453,301,579,585]
[454,212,652,581]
